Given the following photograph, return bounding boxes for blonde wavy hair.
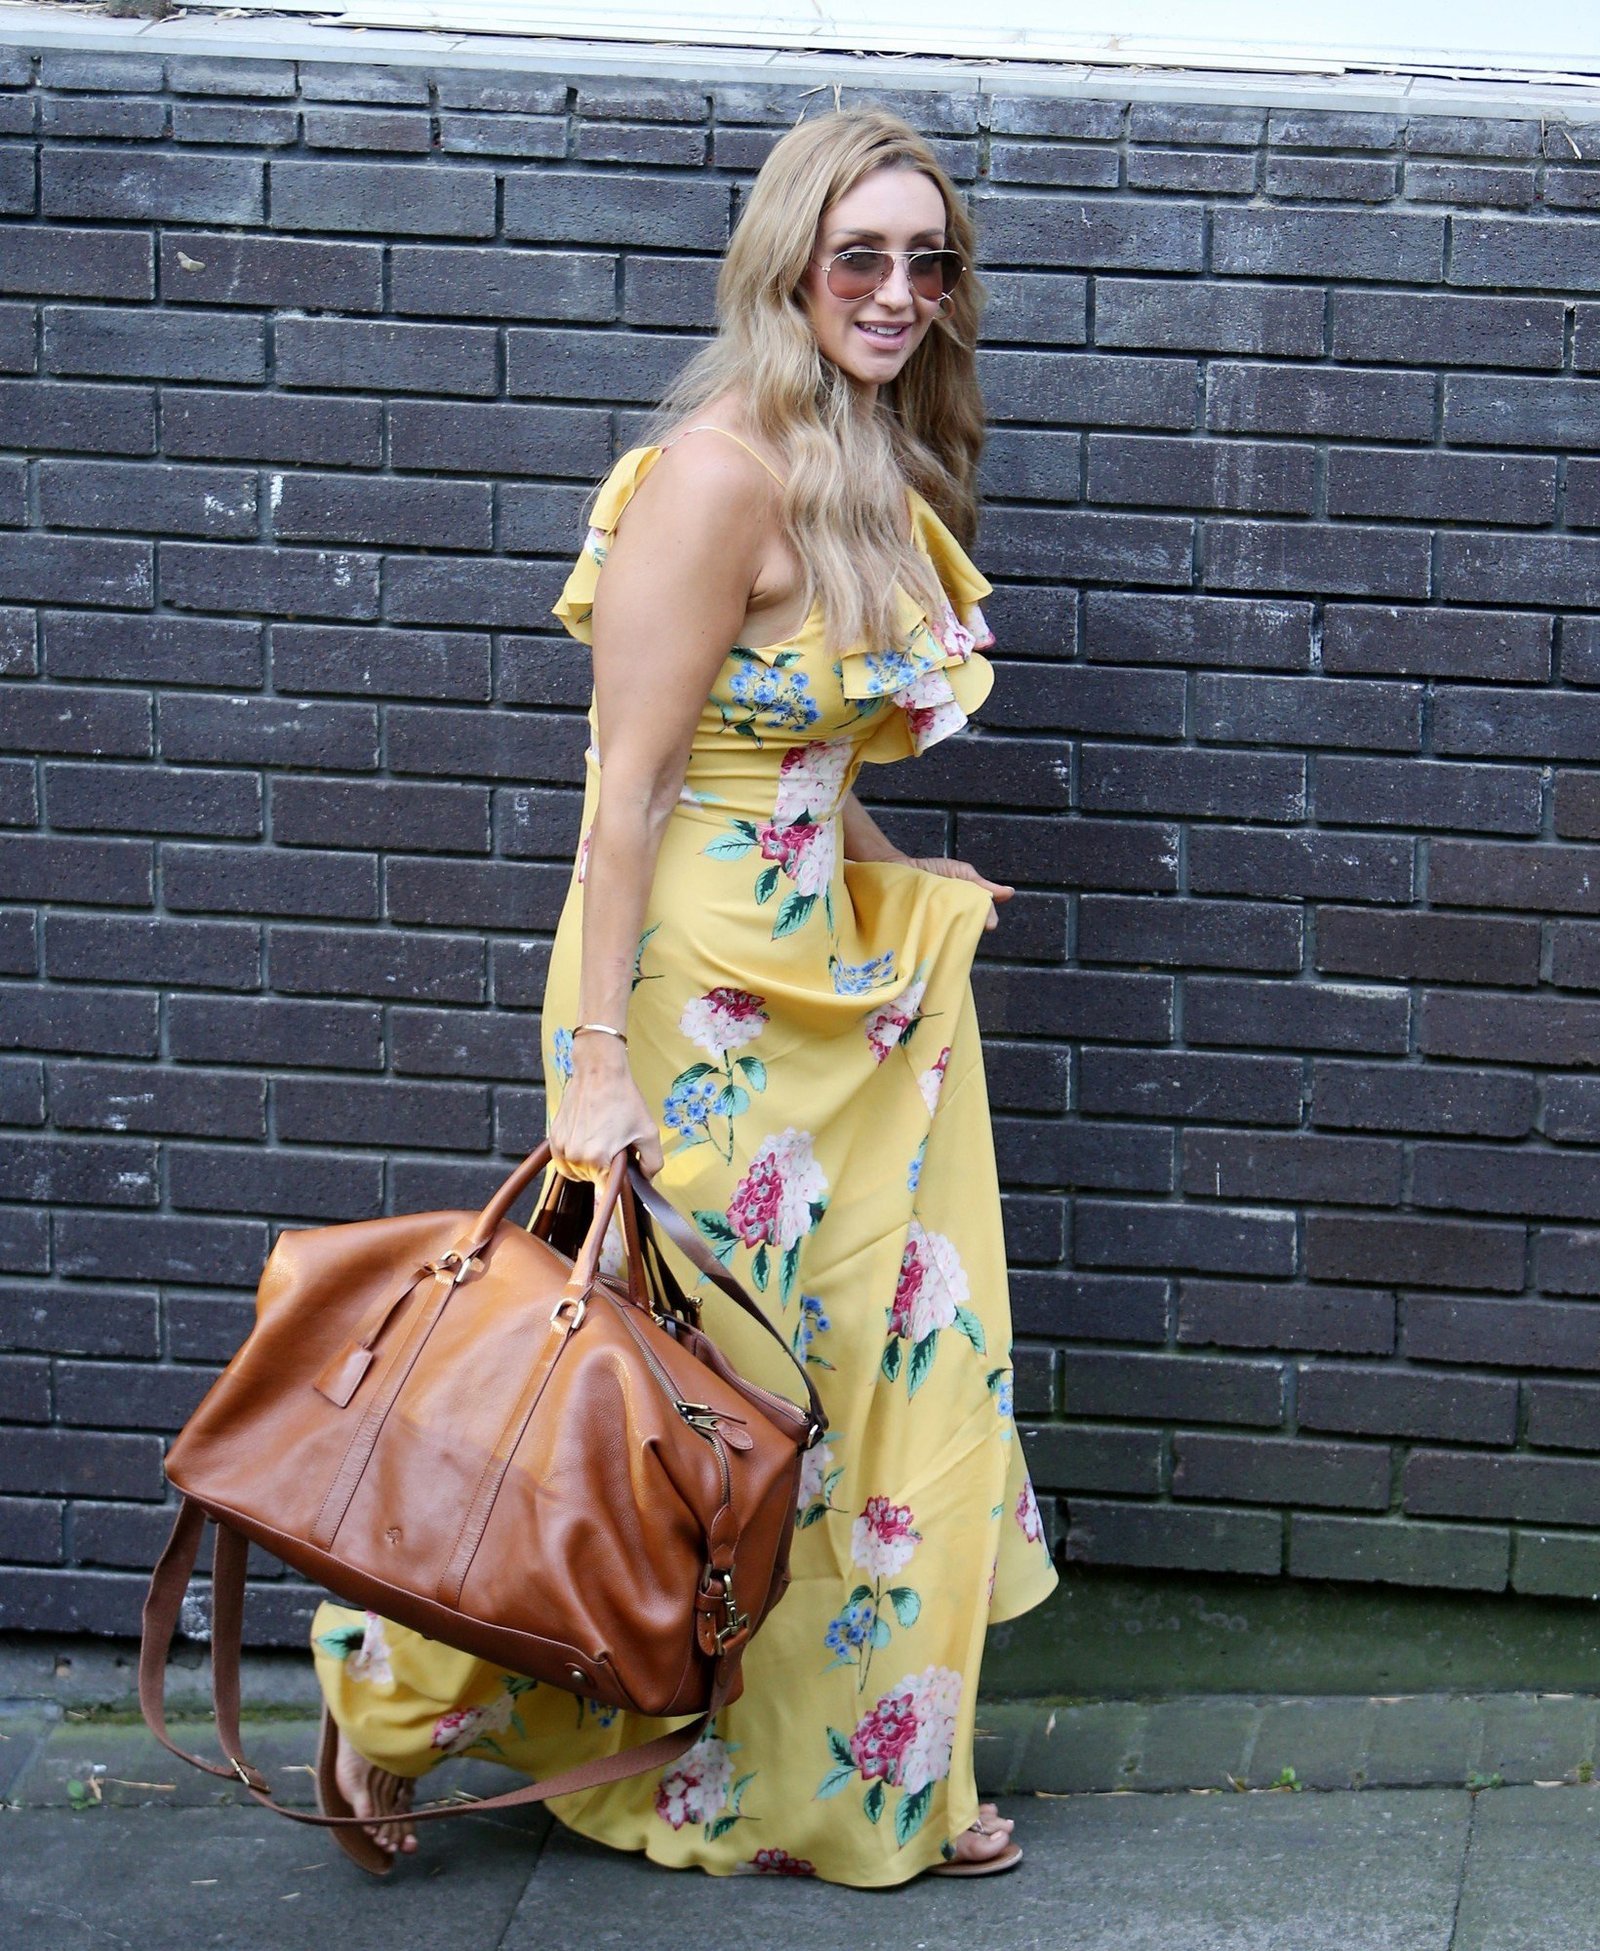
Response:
[642,107,987,655]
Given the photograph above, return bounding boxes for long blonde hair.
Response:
[644,108,987,654]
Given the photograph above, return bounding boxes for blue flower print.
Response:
[551,1027,574,1082]
[907,1137,927,1193]
[987,1368,1015,1442]
[829,949,898,996]
[720,648,820,741]
[823,1601,876,1661]
[664,1072,721,1141]
[793,1292,834,1368]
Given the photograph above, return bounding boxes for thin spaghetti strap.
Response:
[664,423,786,489]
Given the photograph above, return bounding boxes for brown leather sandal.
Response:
[927,1814,1024,1878]
[316,1703,399,1877]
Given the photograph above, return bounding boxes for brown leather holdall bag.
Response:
[138,1142,827,1835]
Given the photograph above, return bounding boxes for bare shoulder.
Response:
[614,430,774,576]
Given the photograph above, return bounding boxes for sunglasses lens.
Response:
[826,249,889,299]
[910,251,963,301]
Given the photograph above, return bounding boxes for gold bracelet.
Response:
[572,1021,629,1046]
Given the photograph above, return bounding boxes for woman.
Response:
[310,106,1058,1889]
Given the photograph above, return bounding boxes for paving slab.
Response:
[1476,1692,1597,1784]
[1367,1695,1487,1788]
[0,1701,58,1799]
[1247,1695,1376,1789]
[1124,1694,1264,1790]
[0,1804,548,1951]
[499,1789,1471,1951]
[1454,1785,1600,1951]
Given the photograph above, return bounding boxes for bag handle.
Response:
[139,1495,736,1832]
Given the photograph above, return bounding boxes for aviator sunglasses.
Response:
[814,246,966,305]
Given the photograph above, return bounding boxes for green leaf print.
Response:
[729,1771,756,1812]
[313,1623,365,1660]
[896,1782,933,1846]
[753,864,781,904]
[706,1813,739,1838]
[779,1239,802,1305]
[870,1615,892,1650]
[772,890,816,939]
[736,1055,767,1090]
[751,1243,770,1290]
[815,1764,855,1800]
[715,1083,750,1117]
[774,650,805,669]
[704,833,757,861]
[953,1306,987,1354]
[631,922,662,991]
[694,1210,738,1267]
[880,1339,902,1382]
[672,1061,717,1090]
[907,1331,939,1398]
[863,1779,886,1824]
[827,1727,853,1769]
[887,1586,922,1628]
[797,1503,829,1528]
[847,1584,874,1608]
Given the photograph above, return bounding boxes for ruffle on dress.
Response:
[551,448,995,763]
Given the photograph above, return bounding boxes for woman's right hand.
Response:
[547,1036,665,1183]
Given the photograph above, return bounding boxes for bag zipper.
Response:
[603,1294,737,1507]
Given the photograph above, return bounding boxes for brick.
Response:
[384,858,568,934]
[1328,448,1553,526]
[976,193,1204,271]
[304,104,431,151]
[1186,976,1408,1055]
[1562,617,1600,685]
[1422,993,1600,1072]
[0,1355,49,1422]
[980,349,1197,429]
[44,305,263,384]
[1408,160,1536,206]
[1182,1130,1402,1206]
[1128,148,1256,194]
[433,72,565,113]
[985,1041,1069,1115]
[1321,605,1550,681]
[576,77,707,120]
[986,97,1125,138]
[54,1361,214,1433]
[1537,1230,1600,1297]
[1213,208,1444,282]
[1207,361,1433,441]
[1080,743,1304,821]
[439,112,566,159]
[1095,277,1322,356]
[0,1428,163,1500]
[158,233,379,314]
[1270,110,1402,150]
[0,1055,43,1123]
[158,695,377,771]
[299,61,429,103]
[505,171,727,249]
[1515,1531,1600,1599]
[1087,434,1313,514]
[392,245,613,323]
[271,472,492,551]
[167,56,297,96]
[0,227,152,301]
[0,145,31,214]
[996,1117,1172,1193]
[575,121,705,168]
[164,843,376,921]
[268,922,482,1002]
[1543,1077,1600,1142]
[160,544,380,623]
[620,254,717,330]
[1010,1271,1168,1342]
[43,148,263,224]
[1411,1298,1600,1375]
[1317,906,1539,984]
[0,377,151,454]
[0,1285,158,1357]
[49,1061,264,1139]
[978,586,1078,660]
[1319,757,1541,837]
[1526,1381,1600,1448]
[1076,895,1301,972]
[1430,841,1600,914]
[1326,286,1560,366]
[1436,686,1600,760]
[168,995,381,1070]
[1304,1214,1525,1291]
[1075,1201,1296,1278]
[1266,154,1397,200]
[172,102,297,147]
[971,955,1174,1037]
[1413,1142,1600,1222]
[1407,116,1542,158]
[496,486,595,557]
[870,734,1069,812]
[1062,1346,1283,1424]
[42,611,257,689]
[979,272,1089,345]
[1189,827,1413,903]
[44,761,260,838]
[0,531,153,608]
[1083,591,1312,670]
[1547,923,1600,989]
[1444,375,1600,451]
[1078,1049,1301,1125]
[0,982,156,1057]
[161,389,381,467]
[0,303,34,375]
[271,160,495,236]
[0,835,149,908]
[1289,1514,1508,1591]
[1019,1423,1159,1495]
[272,623,490,702]
[38,460,256,538]
[976,429,1083,503]
[0,682,151,758]
[0,1209,48,1273]
[277,317,498,398]
[0,1498,61,1565]
[1300,1362,1516,1444]
[1197,673,1421,751]
[388,401,610,478]
[40,50,162,90]
[1179,1280,1394,1355]
[506,326,703,405]
[271,776,489,855]
[1557,458,1600,529]
[170,1142,380,1221]
[1002,1196,1068,1265]
[0,609,33,680]
[1547,169,1600,211]
[387,1006,538,1082]
[1174,1431,1389,1509]
[1067,1499,1282,1576]
[0,756,33,823]
[998,665,1188,738]
[276,1076,489,1151]
[1459,217,1600,288]
[386,705,585,782]
[1204,519,1430,599]
[1407,1450,1600,1527]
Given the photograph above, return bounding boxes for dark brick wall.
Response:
[6,42,1600,1641]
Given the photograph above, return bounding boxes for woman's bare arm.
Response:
[841,788,1013,932]
[547,441,772,1182]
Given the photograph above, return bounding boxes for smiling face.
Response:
[799,162,951,399]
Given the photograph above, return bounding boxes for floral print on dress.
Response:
[702,740,852,940]
[550,1027,574,1084]
[1016,1477,1045,1546]
[430,1675,539,1760]
[313,1611,393,1687]
[654,1730,756,1841]
[864,969,931,1064]
[824,1497,924,1692]
[830,948,897,995]
[882,1219,986,1397]
[695,1126,828,1304]
[987,1366,1015,1442]
[793,1291,834,1368]
[918,1045,952,1116]
[743,1847,816,1876]
[666,987,770,1161]
[816,1665,962,1846]
[720,646,821,740]
[796,1436,846,1528]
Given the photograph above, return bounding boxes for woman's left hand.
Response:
[902,855,1014,931]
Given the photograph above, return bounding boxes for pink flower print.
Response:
[430,1690,515,1757]
[918,1045,952,1116]
[346,1612,392,1687]
[892,1221,965,1343]
[864,977,927,1065]
[726,1129,827,1253]
[654,1732,735,1830]
[750,1847,815,1876]
[773,738,852,826]
[575,826,592,884]
[796,1439,836,1514]
[1016,1477,1045,1545]
[892,668,968,754]
[757,815,831,897]
[851,1496,922,1579]
[900,1665,961,1794]
[679,986,767,1060]
[848,1690,919,1787]
[932,597,976,662]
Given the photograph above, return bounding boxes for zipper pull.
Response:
[675,1400,753,1451]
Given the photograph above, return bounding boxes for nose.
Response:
[874,256,917,311]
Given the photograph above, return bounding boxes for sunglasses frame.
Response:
[813,247,966,306]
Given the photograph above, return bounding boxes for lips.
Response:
[856,322,910,349]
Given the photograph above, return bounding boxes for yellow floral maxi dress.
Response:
[311,443,1059,1889]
